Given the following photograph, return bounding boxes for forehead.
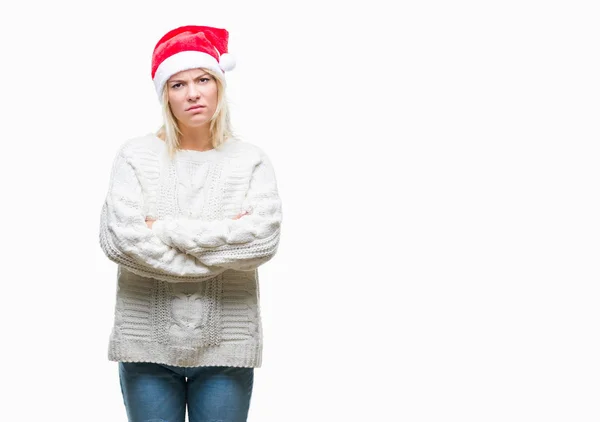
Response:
[168,68,209,80]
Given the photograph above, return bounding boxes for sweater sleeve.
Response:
[99,150,225,283]
[152,151,282,271]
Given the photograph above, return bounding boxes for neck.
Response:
[178,125,213,151]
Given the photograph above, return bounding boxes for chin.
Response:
[184,119,210,128]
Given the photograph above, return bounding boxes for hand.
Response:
[145,217,156,229]
[232,211,249,220]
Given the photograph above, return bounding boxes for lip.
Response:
[186,105,206,111]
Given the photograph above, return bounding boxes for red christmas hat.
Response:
[151,25,236,99]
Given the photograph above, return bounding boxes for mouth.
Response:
[187,105,206,111]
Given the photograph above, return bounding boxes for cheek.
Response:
[207,88,219,107]
[168,96,185,114]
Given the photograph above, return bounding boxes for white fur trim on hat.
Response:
[153,51,224,99]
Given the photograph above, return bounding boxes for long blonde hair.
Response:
[156,68,234,159]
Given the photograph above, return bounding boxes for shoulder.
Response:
[116,133,163,159]
[222,138,272,162]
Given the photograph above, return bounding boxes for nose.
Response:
[187,85,201,101]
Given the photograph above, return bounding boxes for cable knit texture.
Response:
[99,133,282,367]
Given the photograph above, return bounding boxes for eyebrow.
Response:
[168,73,210,83]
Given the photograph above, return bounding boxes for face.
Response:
[166,68,219,129]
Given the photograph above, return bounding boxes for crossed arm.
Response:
[149,151,282,271]
[99,150,282,282]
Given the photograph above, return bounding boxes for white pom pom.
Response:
[219,53,236,72]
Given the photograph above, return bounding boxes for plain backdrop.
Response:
[0,0,599,421]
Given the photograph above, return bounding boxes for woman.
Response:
[99,25,282,422]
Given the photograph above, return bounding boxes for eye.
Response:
[171,82,183,89]
[199,77,211,83]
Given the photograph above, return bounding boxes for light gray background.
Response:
[0,0,598,420]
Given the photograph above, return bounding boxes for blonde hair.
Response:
[156,68,234,159]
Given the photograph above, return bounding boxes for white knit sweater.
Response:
[99,134,282,367]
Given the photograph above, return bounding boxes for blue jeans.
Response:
[118,362,254,422]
